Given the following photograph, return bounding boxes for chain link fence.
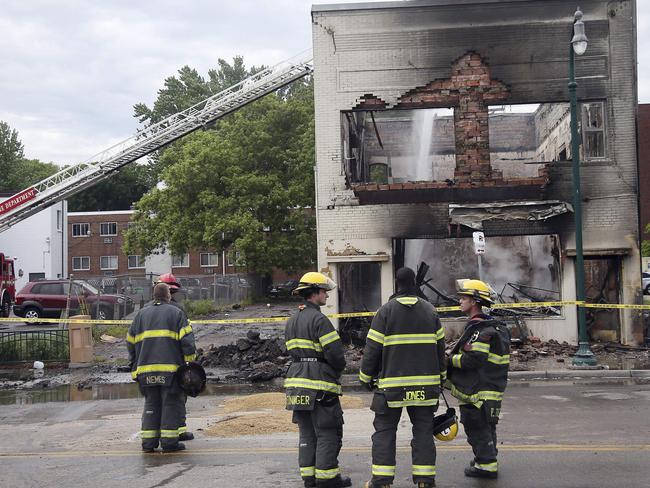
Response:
[82,273,263,311]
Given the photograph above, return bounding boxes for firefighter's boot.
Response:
[364,481,391,488]
[162,442,186,453]
[318,475,351,487]
[464,465,498,479]
[179,431,194,441]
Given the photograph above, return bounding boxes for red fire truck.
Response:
[0,253,16,317]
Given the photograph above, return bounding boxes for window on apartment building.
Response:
[72,223,90,237]
[172,253,190,267]
[72,256,90,271]
[128,255,145,269]
[581,101,606,159]
[200,252,218,267]
[100,255,118,270]
[100,222,118,236]
[227,251,244,267]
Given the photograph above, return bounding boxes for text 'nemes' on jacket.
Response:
[359,295,447,407]
[127,301,197,387]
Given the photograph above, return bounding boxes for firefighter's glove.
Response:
[360,380,374,392]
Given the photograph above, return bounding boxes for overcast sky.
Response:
[1,0,648,166]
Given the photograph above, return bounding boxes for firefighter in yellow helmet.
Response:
[447,279,510,479]
[284,272,352,488]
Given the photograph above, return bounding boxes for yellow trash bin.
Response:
[68,314,94,365]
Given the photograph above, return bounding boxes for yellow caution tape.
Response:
[1,300,648,327]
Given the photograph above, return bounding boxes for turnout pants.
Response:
[178,392,188,435]
[293,395,344,487]
[370,394,437,485]
[140,385,183,450]
[460,401,500,474]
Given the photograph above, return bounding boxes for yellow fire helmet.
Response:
[433,407,459,442]
[455,278,494,305]
[293,272,337,293]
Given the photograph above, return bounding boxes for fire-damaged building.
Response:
[311,0,642,344]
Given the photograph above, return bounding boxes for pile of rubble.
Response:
[511,338,577,365]
[198,330,290,382]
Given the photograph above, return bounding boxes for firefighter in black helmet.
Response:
[360,267,446,488]
[284,272,352,488]
[447,279,510,479]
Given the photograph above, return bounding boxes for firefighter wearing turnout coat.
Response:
[153,273,195,442]
[284,272,352,488]
[127,283,197,453]
[360,267,446,488]
[447,279,510,479]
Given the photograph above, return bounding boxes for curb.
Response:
[340,370,650,386]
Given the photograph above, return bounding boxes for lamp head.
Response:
[572,7,588,55]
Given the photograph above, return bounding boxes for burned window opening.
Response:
[394,235,561,318]
[337,262,382,347]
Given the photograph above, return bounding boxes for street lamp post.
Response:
[570,7,597,366]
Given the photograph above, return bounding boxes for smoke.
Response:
[403,235,560,302]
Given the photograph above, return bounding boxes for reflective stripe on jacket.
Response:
[359,294,446,407]
[447,314,510,407]
[127,301,197,386]
[284,301,346,397]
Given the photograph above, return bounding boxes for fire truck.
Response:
[0,253,16,317]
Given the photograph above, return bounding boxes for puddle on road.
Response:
[0,376,283,406]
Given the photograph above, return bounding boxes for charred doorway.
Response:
[584,256,621,342]
[337,262,382,346]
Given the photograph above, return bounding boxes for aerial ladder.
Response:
[0,50,313,233]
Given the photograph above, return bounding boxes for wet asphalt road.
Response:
[1,378,650,488]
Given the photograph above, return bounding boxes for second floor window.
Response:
[172,253,190,267]
[100,222,118,236]
[581,101,606,160]
[72,223,90,237]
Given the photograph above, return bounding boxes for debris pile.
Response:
[198,330,289,382]
[511,338,577,364]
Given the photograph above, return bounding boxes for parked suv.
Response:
[267,279,299,298]
[13,279,134,321]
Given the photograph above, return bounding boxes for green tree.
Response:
[0,121,25,190]
[124,78,316,274]
[11,158,59,189]
[133,57,264,175]
[67,164,153,211]
[0,121,58,191]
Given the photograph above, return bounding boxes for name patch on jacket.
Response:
[144,374,168,385]
[285,390,316,410]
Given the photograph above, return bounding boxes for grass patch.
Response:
[92,325,129,342]
[184,299,217,318]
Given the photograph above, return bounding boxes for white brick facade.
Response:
[312,0,641,344]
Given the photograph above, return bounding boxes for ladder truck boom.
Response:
[0,50,313,233]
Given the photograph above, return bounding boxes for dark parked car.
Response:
[268,279,299,298]
[643,272,650,295]
[13,279,134,321]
